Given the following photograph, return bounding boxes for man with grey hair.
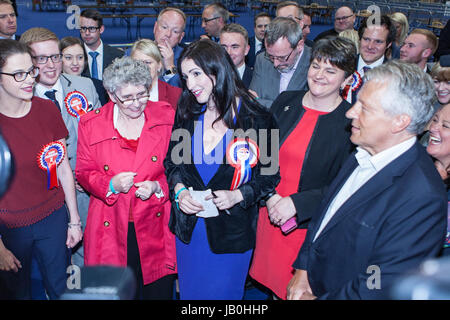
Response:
[287,60,447,300]
[201,2,228,41]
[249,17,311,108]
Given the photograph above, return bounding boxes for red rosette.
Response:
[64,90,90,119]
[37,141,66,189]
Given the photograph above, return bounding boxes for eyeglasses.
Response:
[265,47,296,63]
[32,54,63,64]
[0,66,39,82]
[80,26,101,33]
[335,14,354,22]
[202,16,220,24]
[114,92,149,106]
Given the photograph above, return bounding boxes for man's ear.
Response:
[392,114,411,134]
[99,25,105,35]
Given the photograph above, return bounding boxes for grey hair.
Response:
[364,60,437,134]
[102,56,152,93]
[265,17,303,48]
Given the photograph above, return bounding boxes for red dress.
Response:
[250,106,328,299]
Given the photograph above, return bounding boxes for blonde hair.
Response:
[410,28,438,55]
[130,38,163,76]
[339,29,360,54]
[390,12,409,45]
[19,27,59,47]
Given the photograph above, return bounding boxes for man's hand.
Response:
[287,269,315,300]
[0,241,21,272]
[157,39,175,70]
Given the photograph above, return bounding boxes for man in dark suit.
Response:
[79,9,124,80]
[247,12,271,68]
[200,2,227,42]
[220,23,253,88]
[286,60,447,300]
[0,0,18,40]
[314,6,356,42]
[249,17,311,108]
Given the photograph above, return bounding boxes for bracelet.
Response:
[109,179,119,194]
[175,187,188,210]
[68,222,82,228]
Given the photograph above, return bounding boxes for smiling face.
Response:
[434,78,450,105]
[220,31,249,68]
[29,40,62,88]
[62,44,85,76]
[307,58,347,100]
[427,104,450,166]
[345,80,398,155]
[109,84,148,120]
[181,58,216,106]
[0,53,35,101]
[360,25,390,65]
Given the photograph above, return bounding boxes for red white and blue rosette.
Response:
[342,71,363,101]
[37,141,66,190]
[64,91,90,120]
[226,138,259,190]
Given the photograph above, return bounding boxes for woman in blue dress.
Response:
[164,39,280,300]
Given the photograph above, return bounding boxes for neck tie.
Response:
[89,51,99,80]
[44,89,61,111]
[362,66,371,74]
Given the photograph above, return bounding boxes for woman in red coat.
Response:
[76,56,176,300]
[130,39,181,110]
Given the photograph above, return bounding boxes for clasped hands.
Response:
[111,172,161,200]
[266,194,297,227]
[175,184,243,215]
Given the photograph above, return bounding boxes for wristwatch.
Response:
[165,66,177,75]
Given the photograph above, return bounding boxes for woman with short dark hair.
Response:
[164,39,280,299]
[250,36,357,299]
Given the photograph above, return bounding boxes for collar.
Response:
[358,55,385,74]
[237,63,246,79]
[355,136,417,172]
[35,78,63,98]
[84,40,103,55]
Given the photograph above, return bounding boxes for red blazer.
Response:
[158,79,181,110]
[76,100,176,285]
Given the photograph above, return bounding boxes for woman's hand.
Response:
[268,196,296,226]
[66,225,83,249]
[111,172,137,194]
[134,181,159,201]
[0,240,21,272]
[205,189,243,211]
[175,184,204,215]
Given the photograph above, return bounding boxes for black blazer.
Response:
[270,90,354,228]
[246,36,265,69]
[242,65,253,88]
[164,100,281,254]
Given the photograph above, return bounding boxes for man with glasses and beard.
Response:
[249,17,311,108]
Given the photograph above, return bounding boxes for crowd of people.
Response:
[0,0,449,300]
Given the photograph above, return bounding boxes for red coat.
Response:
[76,100,176,285]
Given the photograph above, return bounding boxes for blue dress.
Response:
[176,106,253,300]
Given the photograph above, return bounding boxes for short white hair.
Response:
[364,60,436,134]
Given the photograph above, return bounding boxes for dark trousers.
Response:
[127,222,175,300]
[0,206,70,299]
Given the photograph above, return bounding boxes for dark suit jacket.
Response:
[242,65,253,88]
[158,79,181,110]
[271,90,354,227]
[82,43,124,78]
[293,142,447,299]
[246,36,264,69]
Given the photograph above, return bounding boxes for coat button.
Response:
[151,156,157,162]
[104,165,109,171]
[104,221,110,227]
[156,212,161,217]
[95,109,100,114]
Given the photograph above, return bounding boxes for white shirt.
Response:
[255,37,263,54]
[237,63,246,80]
[313,136,417,242]
[35,80,64,111]
[84,41,104,80]
[279,49,303,93]
[149,81,159,102]
[357,55,385,78]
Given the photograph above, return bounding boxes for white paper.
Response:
[189,188,219,218]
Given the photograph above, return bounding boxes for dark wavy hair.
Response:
[177,39,261,129]
[358,14,396,47]
[0,39,32,72]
